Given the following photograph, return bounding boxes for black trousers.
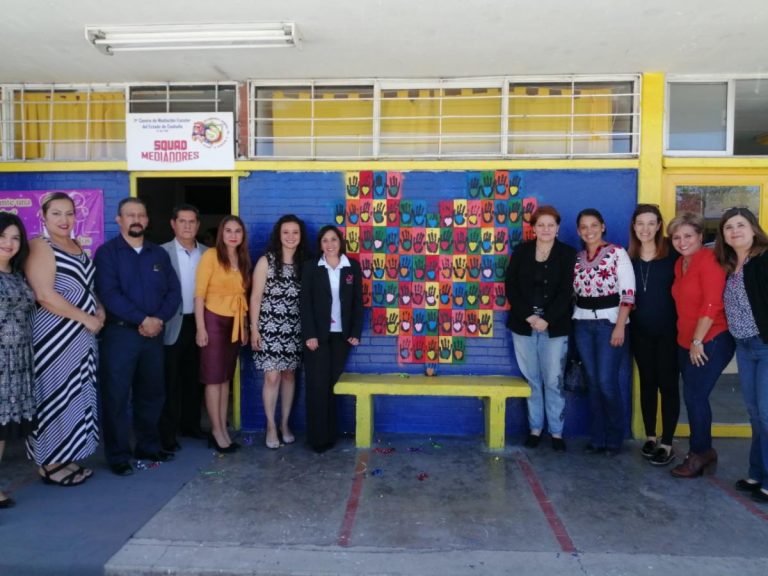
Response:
[303,333,350,449]
[630,326,680,445]
[160,314,203,445]
[100,324,164,465]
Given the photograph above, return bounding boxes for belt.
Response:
[108,320,141,330]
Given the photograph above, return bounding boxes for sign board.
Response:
[127,112,235,171]
[0,189,105,257]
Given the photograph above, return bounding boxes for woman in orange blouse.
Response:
[195,216,251,453]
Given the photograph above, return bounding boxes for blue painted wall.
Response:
[0,168,638,443]
[238,169,639,441]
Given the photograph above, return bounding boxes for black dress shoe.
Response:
[524,434,541,448]
[641,440,657,459]
[734,479,762,493]
[649,447,675,466]
[110,462,134,476]
[0,496,16,509]
[551,437,566,452]
[135,450,175,462]
[751,489,768,503]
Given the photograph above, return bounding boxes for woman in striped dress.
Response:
[25,192,104,486]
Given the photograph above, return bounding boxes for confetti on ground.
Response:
[198,468,226,477]
[134,460,161,471]
[373,447,396,455]
[430,441,443,449]
[240,435,256,446]
[370,468,384,477]
[417,472,429,481]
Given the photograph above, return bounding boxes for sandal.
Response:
[39,463,87,487]
[0,491,15,509]
[68,463,94,480]
[265,429,281,450]
[279,427,296,445]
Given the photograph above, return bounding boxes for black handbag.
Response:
[563,356,588,395]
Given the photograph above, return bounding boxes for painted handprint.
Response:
[346,230,359,253]
[346,175,360,198]
[445,223,462,250]
[466,283,479,307]
[440,257,453,280]
[452,285,465,307]
[494,171,508,198]
[385,254,398,279]
[453,256,467,280]
[334,202,345,225]
[386,311,400,335]
[479,312,493,335]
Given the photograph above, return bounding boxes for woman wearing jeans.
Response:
[668,212,734,478]
[572,208,635,456]
[715,207,768,503]
[505,205,576,451]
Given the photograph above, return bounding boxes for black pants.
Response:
[630,326,680,445]
[303,333,350,449]
[160,314,203,445]
[100,324,164,465]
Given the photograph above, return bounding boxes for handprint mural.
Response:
[339,170,534,363]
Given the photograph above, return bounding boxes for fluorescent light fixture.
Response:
[85,22,299,55]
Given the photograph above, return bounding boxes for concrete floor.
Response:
[110,436,768,576]
[3,434,768,575]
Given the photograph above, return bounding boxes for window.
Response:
[508,80,635,156]
[249,76,639,159]
[251,84,373,158]
[378,84,503,157]
[128,83,236,114]
[666,77,768,156]
[1,85,126,161]
[668,83,727,152]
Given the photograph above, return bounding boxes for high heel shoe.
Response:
[208,435,237,454]
[670,449,717,478]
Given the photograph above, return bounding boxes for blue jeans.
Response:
[678,330,735,454]
[734,336,768,483]
[512,331,568,436]
[574,319,627,449]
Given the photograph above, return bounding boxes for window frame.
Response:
[249,74,640,160]
[664,74,768,157]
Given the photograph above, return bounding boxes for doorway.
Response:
[663,172,768,436]
[136,176,231,245]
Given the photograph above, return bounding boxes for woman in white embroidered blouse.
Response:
[572,208,636,456]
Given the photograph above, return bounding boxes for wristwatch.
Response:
[691,339,703,346]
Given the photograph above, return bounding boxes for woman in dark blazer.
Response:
[300,225,363,452]
[505,205,576,451]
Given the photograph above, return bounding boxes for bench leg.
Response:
[484,397,506,450]
[354,393,373,448]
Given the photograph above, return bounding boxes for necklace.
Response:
[639,260,651,292]
[535,242,553,262]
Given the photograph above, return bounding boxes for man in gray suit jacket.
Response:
[160,204,208,450]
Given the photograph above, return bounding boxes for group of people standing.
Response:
[506,204,768,504]
[1,194,363,508]
[3,193,766,507]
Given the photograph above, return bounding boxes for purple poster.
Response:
[0,190,104,257]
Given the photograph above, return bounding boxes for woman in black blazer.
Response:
[300,225,363,452]
[505,205,576,451]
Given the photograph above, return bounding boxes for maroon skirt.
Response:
[200,308,240,384]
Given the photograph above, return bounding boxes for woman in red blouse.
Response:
[668,212,735,478]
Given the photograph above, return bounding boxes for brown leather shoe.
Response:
[671,450,718,478]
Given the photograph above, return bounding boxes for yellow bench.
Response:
[334,373,530,450]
